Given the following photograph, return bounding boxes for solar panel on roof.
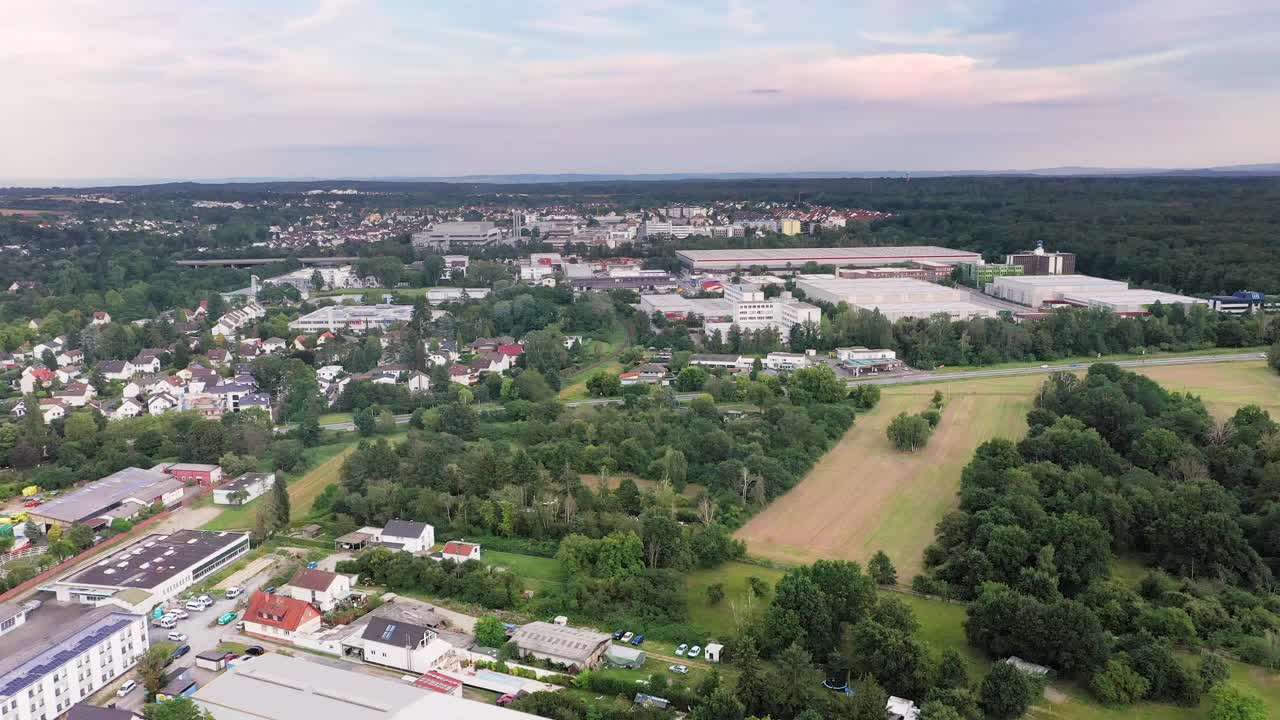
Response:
[381,623,398,641]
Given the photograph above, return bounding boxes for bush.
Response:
[1090,659,1151,706]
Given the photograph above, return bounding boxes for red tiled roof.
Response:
[414,671,462,694]
[496,344,523,356]
[287,568,341,592]
[442,541,479,556]
[245,591,320,632]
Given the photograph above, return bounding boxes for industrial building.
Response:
[27,466,185,531]
[193,652,540,720]
[1006,244,1076,275]
[676,246,981,272]
[795,277,1000,321]
[509,621,612,670]
[988,275,1206,314]
[1209,290,1278,315]
[411,221,505,250]
[0,601,149,720]
[53,530,250,608]
[289,304,413,333]
[957,262,1024,287]
[213,472,276,505]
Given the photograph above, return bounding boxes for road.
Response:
[314,352,1264,426]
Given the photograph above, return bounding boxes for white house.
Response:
[98,360,135,381]
[316,365,345,382]
[107,397,145,420]
[212,472,276,505]
[38,399,68,423]
[283,568,353,612]
[262,337,287,354]
[243,591,322,645]
[147,392,179,415]
[377,519,435,553]
[91,311,112,325]
[358,616,456,673]
[407,371,431,394]
[440,541,481,563]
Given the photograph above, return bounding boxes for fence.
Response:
[0,545,48,574]
[0,509,172,604]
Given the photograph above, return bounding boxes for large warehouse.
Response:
[677,246,981,272]
[795,278,999,321]
[27,466,186,531]
[989,275,1207,312]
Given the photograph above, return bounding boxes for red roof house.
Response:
[243,591,322,642]
[441,541,481,563]
[496,344,524,357]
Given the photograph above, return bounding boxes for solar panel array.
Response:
[0,616,132,696]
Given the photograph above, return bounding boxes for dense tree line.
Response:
[915,365,1280,707]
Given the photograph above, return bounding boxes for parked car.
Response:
[153,617,176,629]
[117,680,137,697]
[675,644,688,656]
[244,645,265,656]
[166,632,188,642]
[687,645,701,658]
[224,586,243,599]
[171,609,190,619]
[197,594,214,605]
[669,664,689,674]
[235,621,246,631]
[172,644,191,659]
[217,612,238,625]
[265,586,277,595]
[306,561,319,569]
[631,634,646,646]
[22,500,40,508]
[222,652,238,662]
[612,629,626,640]
[620,632,634,643]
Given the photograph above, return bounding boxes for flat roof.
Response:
[991,274,1126,287]
[677,246,980,264]
[511,621,611,663]
[852,301,1000,317]
[0,603,141,697]
[219,472,274,493]
[193,653,540,720]
[31,467,179,524]
[62,530,249,591]
[1061,289,1207,306]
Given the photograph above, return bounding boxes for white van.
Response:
[117,680,137,697]
[185,598,209,611]
[224,587,243,599]
[153,616,176,629]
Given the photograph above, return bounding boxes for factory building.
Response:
[1006,243,1076,275]
[676,246,981,272]
[957,263,1024,287]
[411,222,505,250]
[288,304,413,333]
[989,275,1206,314]
[795,278,999,322]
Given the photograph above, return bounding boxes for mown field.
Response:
[736,360,1279,580]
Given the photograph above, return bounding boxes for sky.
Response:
[2,0,1279,181]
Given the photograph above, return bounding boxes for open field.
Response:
[484,550,563,593]
[579,473,705,499]
[932,347,1266,375]
[735,377,1033,577]
[682,561,785,637]
[736,360,1280,578]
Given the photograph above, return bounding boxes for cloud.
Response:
[747,88,784,94]
[861,28,1015,48]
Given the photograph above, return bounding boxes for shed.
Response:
[335,530,372,551]
[195,649,227,672]
[605,644,646,668]
[1005,656,1052,677]
[156,667,198,701]
[704,642,724,663]
[634,693,670,710]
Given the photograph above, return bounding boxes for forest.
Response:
[915,365,1280,708]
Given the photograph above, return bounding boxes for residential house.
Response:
[55,365,83,384]
[147,392,179,415]
[469,351,510,375]
[206,348,229,366]
[27,318,43,332]
[407,371,431,394]
[447,365,476,386]
[38,398,68,423]
[9,280,40,293]
[497,344,524,361]
[91,311,112,325]
[54,382,96,407]
[440,541,481,563]
[316,365,345,382]
[377,519,435,553]
[104,397,145,420]
[97,360,135,381]
[284,568,352,612]
[619,363,669,386]
[209,382,256,412]
[262,337,287,354]
[359,617,456,673]
[0,351,15,370]
[242,591,322,644]
[19,366,58,394]
[131,351,162,374]
[213,472,275,505]
[238,393,273,415]
[468,336,515,353]
[56,348,84,366]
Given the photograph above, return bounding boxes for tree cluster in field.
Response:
[913,364,1280,707]
[887,391,946,452]
[338,547,526,609]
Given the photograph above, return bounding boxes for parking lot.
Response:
[105,556,278,713]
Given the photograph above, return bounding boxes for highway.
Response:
[316,352,1265,428]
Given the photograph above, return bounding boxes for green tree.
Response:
[676,366,710,391]
[143,697,216,720]
[887,412,933,451]
[1200,654,1230,689]
[310,269,326,292]
[1090,658,1151,706]
[138,642,176,699]
[773,642,819,718]
[869,550,897,585]
[354,406,377,436]
[474,615,508,648]
[522,328,569,375]
[63,411,98,443]
[1207,683,1268,720]
[270,474,291,531]
[585,370,622,397]
[919,702,965,720]
[706,582,726,605]
[979,662,1036,720]
[789,365,848,404]
[848,674,890,720]
[936,648,970,690]
[689,686,745,720]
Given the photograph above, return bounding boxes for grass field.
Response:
[682,561,785,638]
[932,347,1266,374]
[736,360,1280,579]
[201,441,356,531]
[485,550,563,593]
[735,376,1033,578]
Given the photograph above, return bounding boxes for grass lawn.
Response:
[318,412,353,425]
[682,561,784,638]
[485,550,563,592]
[559,326,630,400]
[201,441,358,531]
[931,347,1267,374]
